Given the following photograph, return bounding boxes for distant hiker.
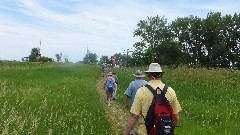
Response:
[104,72,117,106]
[112,72,119,100]
[101,63,106,77]
[112,72,119,85]
[124,70,147,111]
[106,59,111,71]
[124,63,182,135]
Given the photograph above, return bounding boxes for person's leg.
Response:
[112,91,116,100]
[106,91,109,104]
[106,91,112,106]
[115,86,118,99]
[112,83,118,100]
[102,69,105,77]
[109,91,113,105]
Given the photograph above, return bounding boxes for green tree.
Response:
[200,12,221,66]
[83,51,98,64]
[39,56,53,62]
[174,15,204,65]
[64,55,69,63]
[193,17,203,65]
[156,41,189,66]
[28,47,53,63]
[133,15,170,63]
[132,42,145,66]
[143,48,154,65]
[55,53,62,62]
[133,12,240,68]
[29,48,40,62]
[171,17,192,65]
[222,13,240,68]
[99,55,109,64]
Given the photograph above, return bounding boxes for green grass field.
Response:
[1,61,239,135]
[113,66,240,135]
[0,62,112,134]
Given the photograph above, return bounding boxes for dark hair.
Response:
[149,72,163,78]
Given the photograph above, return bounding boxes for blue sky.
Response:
[0,0,240,62]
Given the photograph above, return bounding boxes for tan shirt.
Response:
[130,80,182,135]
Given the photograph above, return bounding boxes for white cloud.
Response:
[0,0,239,62]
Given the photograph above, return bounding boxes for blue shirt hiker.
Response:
[124,70,147,110]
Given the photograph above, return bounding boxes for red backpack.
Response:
[144,84,174,135]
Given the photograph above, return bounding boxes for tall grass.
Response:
[1,61,239,135]
[113,66,240,135]
[0,62,112,134]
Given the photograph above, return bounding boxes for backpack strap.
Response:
[145,84,156,95]
[144,84,156,134]
[145,84,170,106]
[145,84,168,95]
[161,85,168,96]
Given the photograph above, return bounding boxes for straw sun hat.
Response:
[144,63,163,73]
[133,70,145,78]
[107,72,113,76]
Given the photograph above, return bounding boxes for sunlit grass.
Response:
[113,66,240,135]
[0,62,112,134]
[1,61,239,135]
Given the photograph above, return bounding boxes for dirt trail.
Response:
[96,76,129,135]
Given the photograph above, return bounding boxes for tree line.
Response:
[24,11,240,69]
[131,12,240,69]
[22,48,69,63]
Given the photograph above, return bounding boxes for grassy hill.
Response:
[1,61,239,135]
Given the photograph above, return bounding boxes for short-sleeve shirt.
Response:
[130,80,182,135]
[124,79,148,110]
[102,64,105,69]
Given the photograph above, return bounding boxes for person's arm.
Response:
[114,82,118,92]
[172,113,180,126]
[124,83,132,109]
[167,87,181,126]
[124,96,130,109]
[124,113,138,135]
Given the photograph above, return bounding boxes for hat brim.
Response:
[133,74,145,77]
[144,71,164,73]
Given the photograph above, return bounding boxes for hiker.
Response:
[112,72,119,100]
[124,70,147,135]
[124,70,147,111]
[106,59,111,71]
[124,63,182,135]
[112,72,119,85]
[101,63,106,77]
[104,72,117,106]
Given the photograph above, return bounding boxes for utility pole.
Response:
[37,39,42,62]
[126,48,133,67]
[87,45,90,63]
